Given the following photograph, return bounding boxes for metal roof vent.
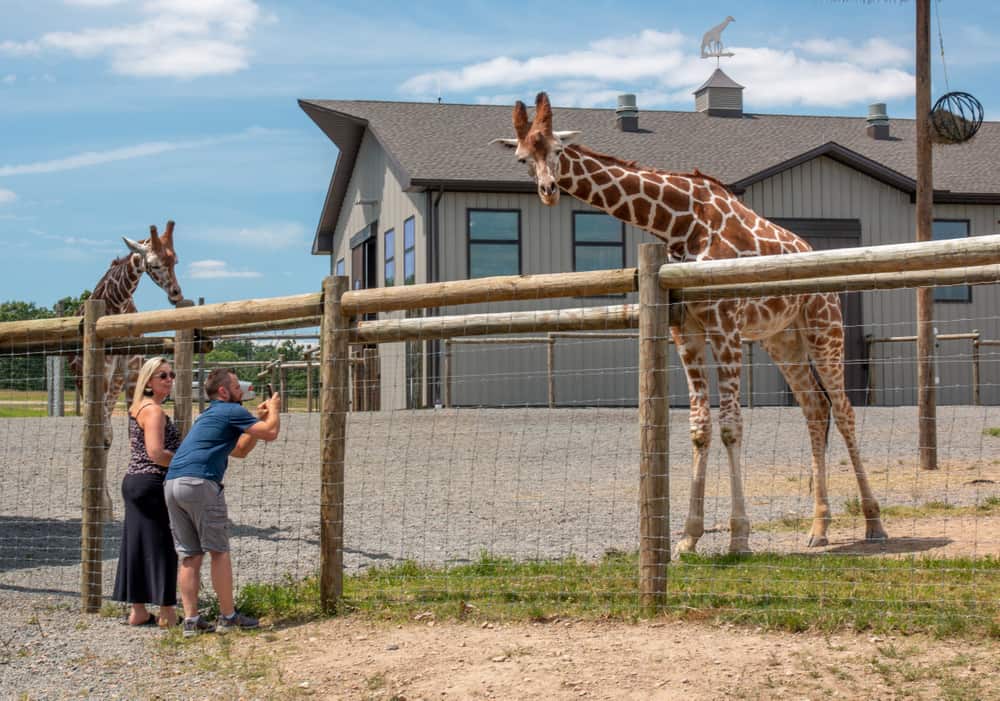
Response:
[616,93,639,132]
[866,102,890,140]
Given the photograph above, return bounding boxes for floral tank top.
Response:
[126,406,181,477]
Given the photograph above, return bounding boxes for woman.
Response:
[112,356,180,627]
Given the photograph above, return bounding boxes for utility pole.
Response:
[916,0,937,470]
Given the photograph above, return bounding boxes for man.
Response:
[165,367,281,637]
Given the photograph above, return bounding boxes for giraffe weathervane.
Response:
[700,15,735,65]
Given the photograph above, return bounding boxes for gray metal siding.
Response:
[332,131,427,410]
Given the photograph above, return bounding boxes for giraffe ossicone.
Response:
[492,93,888,553]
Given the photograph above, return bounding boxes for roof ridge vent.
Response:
[866,102,890,140]
[616,93,639,132]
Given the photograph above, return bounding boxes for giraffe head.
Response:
[122,220,184,305]
[491,92,581,206]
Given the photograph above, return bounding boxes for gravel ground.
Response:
[2,405,1000,699]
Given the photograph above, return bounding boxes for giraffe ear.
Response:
[533,92,553,135]
[513,100,529,140]
[553,130,581,144]
[122,236,148,255]
[489,138,519,150]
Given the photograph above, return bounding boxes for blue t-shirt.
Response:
[167,400,259,483]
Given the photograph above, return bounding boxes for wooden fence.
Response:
[3,234,1000,613]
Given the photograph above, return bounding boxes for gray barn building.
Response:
[300,71,1000,410]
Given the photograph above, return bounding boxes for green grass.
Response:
[984,427,1000,438]
[231,550,1000,639]
[0,406,49,418]
[757,498,1000,534]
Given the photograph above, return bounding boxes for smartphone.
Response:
[265,383,274,398]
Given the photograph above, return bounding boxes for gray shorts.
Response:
[164,477,229,557]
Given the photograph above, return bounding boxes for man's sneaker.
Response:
[182,615,216,638]
[216,610,259,633]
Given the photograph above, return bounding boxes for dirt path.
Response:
[268,617,1000,701]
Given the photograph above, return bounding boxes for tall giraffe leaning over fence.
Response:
[492,93,888,553]
[70,221,184,519]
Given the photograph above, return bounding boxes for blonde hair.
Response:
[130,356,170,413]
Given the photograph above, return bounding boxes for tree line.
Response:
[1,295,314,395]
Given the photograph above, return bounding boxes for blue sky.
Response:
[1,0,997,311]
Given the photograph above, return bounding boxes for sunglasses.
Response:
[156,371,177,380]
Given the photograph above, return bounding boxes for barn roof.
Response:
[299,97,1000,253]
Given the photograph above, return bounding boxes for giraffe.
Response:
[700,16,735,57]
[492,93,888,553]
[69,221,183,518]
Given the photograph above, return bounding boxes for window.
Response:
[933,220,971,302]
[467,209,520,278]
[403,217,416,285]
[335,258,345,276]
[384,229,395,287]
[573,212,625,272]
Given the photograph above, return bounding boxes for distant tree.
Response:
[52,290,92,317]
[0,300,55,390]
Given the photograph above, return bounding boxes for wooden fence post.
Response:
[442,340,452,408]
[306,353,314,413]
[197,297,206,413]
[173,299,194,438]
[81,298,107,613]
[320,276,349,612]
[972,331,981,406]
[547,337,556,408]
[638,243,670,613]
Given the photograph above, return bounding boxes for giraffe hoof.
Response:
[675,538,699,556]
[728,539,751,555]
[806,535,829,548]
[865,523,889,542]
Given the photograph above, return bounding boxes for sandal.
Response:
[134,613,157,626]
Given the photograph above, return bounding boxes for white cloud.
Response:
[0,127,275,177]
[1,74,14,84]
[189,260,262,279]
[402,30,914,111]
[204,222,307,249]
[25,0,261,79]
[0,40,41,56]
[0,188,17,204]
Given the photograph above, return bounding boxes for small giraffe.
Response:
[492,93,888,553]
[69,221,183,518]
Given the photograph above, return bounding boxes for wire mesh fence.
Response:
[2,255,1000,631]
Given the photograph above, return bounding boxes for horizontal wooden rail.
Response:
[96,293,322,340]
[661,234,1000,289]
[0,316,82,347]
[201,316,321,337]
[677,264,1000,302]
[446,337,552,345]
[352,304,639,343]
[868,332,981,344]
[341,269,636,315]
[2,337,212,357]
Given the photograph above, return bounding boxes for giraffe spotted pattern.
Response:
[494,92,887,553]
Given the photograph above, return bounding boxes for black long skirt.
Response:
[112,472,177,606]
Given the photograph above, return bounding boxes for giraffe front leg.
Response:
[676,407,711,555]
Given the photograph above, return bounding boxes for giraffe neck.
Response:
[557,144,736,260]
[91,253,142,314]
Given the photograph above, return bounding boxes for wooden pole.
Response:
[341,268,636,315]
[320,276,349,612]
[197,297,206,414]
[443,340,452,408]
[547,338,556,409]
[306,354,314,413]
[972,332,981,406]
[353,303,638,344]
[638,244,670,612]
[866,335,877,407]
[80,298,107,613]
[173,299,194,438]
[916,0,937,470]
